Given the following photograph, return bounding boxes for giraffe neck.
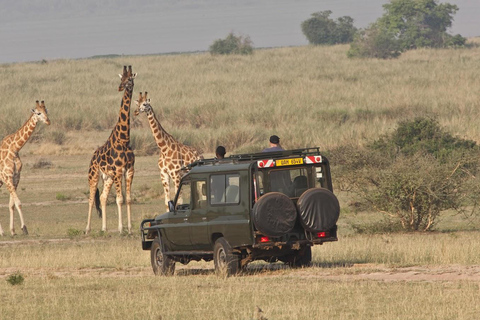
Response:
[111,85,133,145]
[146,109,177,154]
[9,115,37,152]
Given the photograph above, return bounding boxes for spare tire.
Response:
[297,188,340,232]
[252,192,297,237]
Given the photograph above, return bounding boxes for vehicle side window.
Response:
[176,181,191,210]
[210,173,240,205]
[193,180,207,210]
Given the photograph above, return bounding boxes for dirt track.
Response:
[2,263,480,281]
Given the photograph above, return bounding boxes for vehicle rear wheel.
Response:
[213,237,240,277]
[285,246,312,268]
[151,237,175,276]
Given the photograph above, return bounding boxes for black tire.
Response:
[297,188,340,232]
[213,237,240,277]
[150,237,175,276]
[252,192,297,237]
[285,246,312,268]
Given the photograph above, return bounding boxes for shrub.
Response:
[301,10,357,45]
[347,24,401,59]
[6,272,24,286]
[348,0,466,59]
[371,117,478,161]
[209,33,253,55]
[332,118,480,231]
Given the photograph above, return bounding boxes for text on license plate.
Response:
[275,158,304,166]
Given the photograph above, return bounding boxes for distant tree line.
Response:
[301,0,466,59]
[209,0,466,58]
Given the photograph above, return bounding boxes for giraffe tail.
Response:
[95,188,102,218]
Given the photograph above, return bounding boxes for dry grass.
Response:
[2,41,480,155]
[0,154,479,319]
[1,43,480,319]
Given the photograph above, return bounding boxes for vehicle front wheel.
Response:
[151,237,175,276]
[213,237,240,277]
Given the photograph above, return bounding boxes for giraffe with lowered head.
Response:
[134,92,203,209]
[0,101,50,236]
[86,66,136,234]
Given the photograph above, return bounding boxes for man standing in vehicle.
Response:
[262,135,284,152]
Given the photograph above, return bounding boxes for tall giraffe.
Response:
[0,101,50,236]
[134,92,203,209]
[86,66,136,234]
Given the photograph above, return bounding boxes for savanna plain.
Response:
[1,41,480,319]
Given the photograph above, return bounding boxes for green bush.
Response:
[371,117,478,161]
[348,0,466,59]
[332,118,480,231]
[347,25,401,59]
[209,33,253,55]
[6,272,24,286]
[301,11,357,45]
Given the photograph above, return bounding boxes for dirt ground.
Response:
[1,239,480,282]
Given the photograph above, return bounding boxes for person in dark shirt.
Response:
[215,145,226,159]
[262,135,284,152]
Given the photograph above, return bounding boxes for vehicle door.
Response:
[162,180,192,250]
[189,179,210,250]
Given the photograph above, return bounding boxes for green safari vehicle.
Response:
[141,147,340,276]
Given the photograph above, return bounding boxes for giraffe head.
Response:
[31,100,50,125]
[134,92,152,116]
[118,65,137,92]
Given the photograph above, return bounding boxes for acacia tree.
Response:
[348,0,466,58]
[301,10,356,45]
[333,118,480,231]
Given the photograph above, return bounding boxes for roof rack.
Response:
[183,147,322,170]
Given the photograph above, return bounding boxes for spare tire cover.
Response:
[252,192,297,237]
[297,188,340,232]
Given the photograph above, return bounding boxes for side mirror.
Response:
[168,200,175,212]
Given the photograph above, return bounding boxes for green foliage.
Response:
[301,10,357,45]
[209,33,253,55]
[6,272,24,286]
[348,0,466,59]
[371,117,478,161]
[333,118,480,232]
[56,193,71,201]
[67,228,82,238]
[347,24,401,59]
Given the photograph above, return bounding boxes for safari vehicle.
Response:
[141,147,340,276]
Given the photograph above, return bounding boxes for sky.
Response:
[0,0,478,64]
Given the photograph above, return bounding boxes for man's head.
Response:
[269,135,280,145]
[216,146,226,159]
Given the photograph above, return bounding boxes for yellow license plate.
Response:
[275,158,304,166]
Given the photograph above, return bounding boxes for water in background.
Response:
[0,0,477,64]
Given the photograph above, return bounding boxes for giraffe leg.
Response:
[159,165,171,211]
[125,167,134,234]
[113,177,124,233]
[100,177,114,232]
[0,181,4,236]
[6,181,26,236]
[86,170,100,235]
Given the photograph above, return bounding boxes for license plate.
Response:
[275,158,304,166]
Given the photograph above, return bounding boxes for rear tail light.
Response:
[260,236,271,243]
[317,232,327,238]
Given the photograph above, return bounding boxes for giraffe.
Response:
[134,92,203,209]
[0,101,50,236]
[86,66,136,234]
